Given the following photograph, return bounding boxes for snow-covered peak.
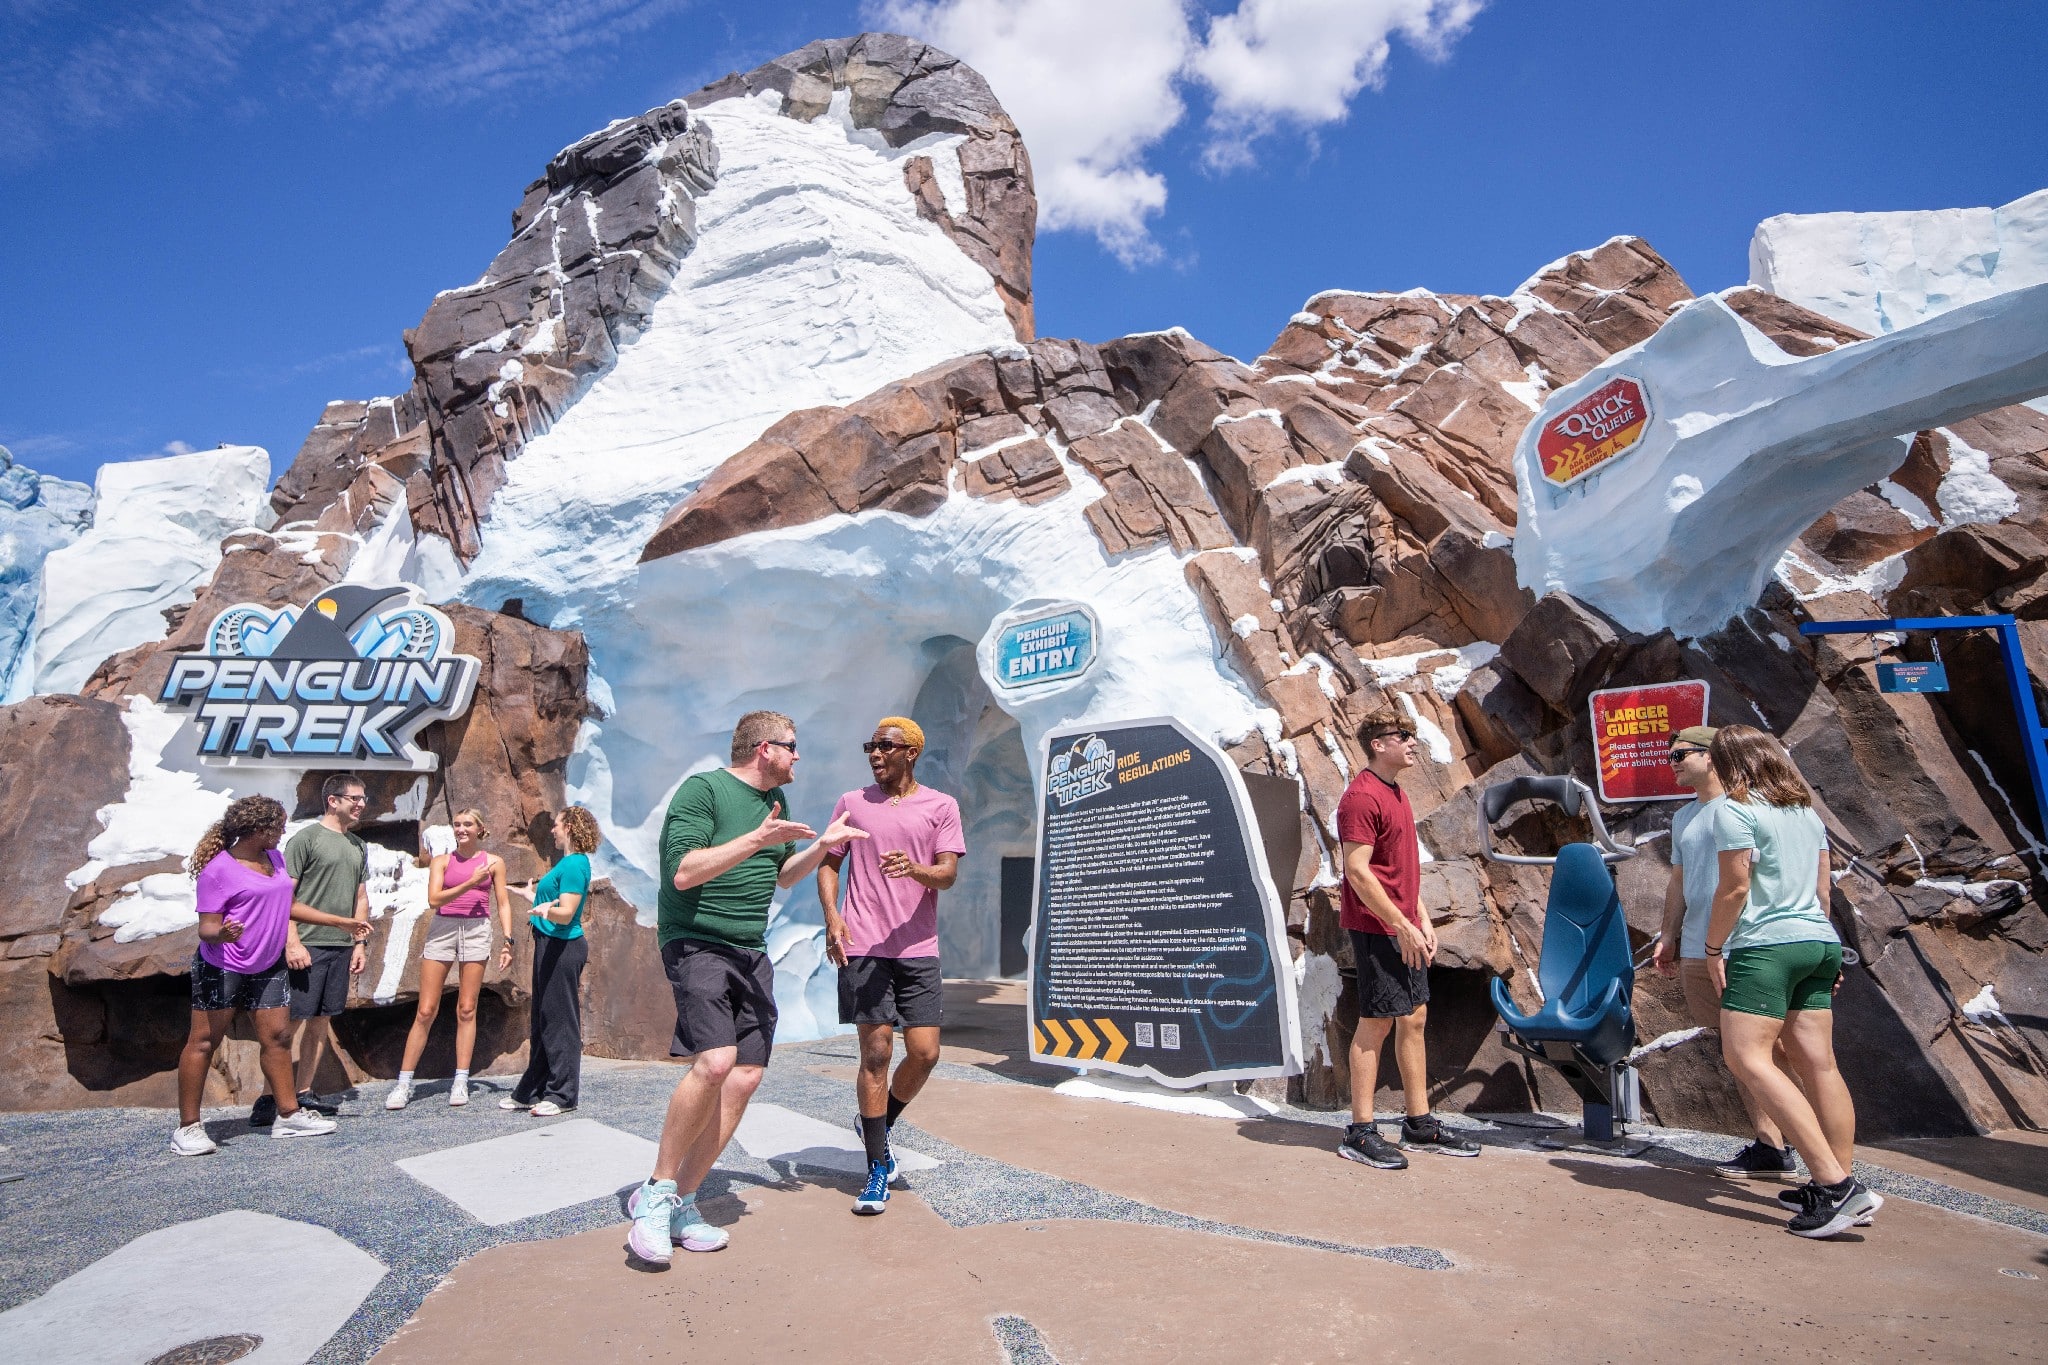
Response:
[0,446,92,701]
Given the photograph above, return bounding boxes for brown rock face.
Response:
[0,695,132,945]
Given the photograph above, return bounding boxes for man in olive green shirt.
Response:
[626,710,865,1266]
[282,773,374,1113]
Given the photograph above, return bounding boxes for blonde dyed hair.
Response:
[557,805,602,854]
[875,716,925,750]
[189,795,286,878]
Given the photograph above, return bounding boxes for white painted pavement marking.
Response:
[0,1210,384,1364]
[395,1117,655,1226]
[734,1102,941,1175]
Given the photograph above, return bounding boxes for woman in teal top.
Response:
[505,806,600,1116]
[1705,725,1879,1240]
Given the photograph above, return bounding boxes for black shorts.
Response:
[191,951,291,1013]
[838,956,944,1029]
[663,938,778,1068]
[1350,929,1430,1018]
[289,944,354,1020]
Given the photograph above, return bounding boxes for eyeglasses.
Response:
[336,794,367,805]
[1667,747,1708,763]
[1370,730,1418,744]
[862,740,913,754]
[760,739,798,755]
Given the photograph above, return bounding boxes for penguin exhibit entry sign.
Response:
[1027,716,1304,1087]
[158,584,482,771]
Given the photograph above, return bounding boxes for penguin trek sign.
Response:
[159,585,481,771]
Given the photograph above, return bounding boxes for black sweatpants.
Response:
[514,933,586,1107]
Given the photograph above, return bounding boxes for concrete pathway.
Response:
[0,981,2042,1363]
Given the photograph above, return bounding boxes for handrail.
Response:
[1478,775,1637,865]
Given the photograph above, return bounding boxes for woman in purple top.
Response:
[174,796,348,1154]
[387,808,513,1111]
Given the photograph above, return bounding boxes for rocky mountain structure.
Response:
[0,36,2041,1138]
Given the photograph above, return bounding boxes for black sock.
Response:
[1823,1174,1856,1196]
[1345,1120,1379,1139]
[885,1093,908,1128]
[860,1114,890,1166]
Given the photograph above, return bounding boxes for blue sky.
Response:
[3,0,2043,488]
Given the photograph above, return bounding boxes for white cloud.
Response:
[1191,0,1485,169]
[871,0,1486,262]
[872,0,1193,265]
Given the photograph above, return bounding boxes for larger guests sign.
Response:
[158,584,481,771]
[1027,716,1303,1087]
[1589,680,1710,802]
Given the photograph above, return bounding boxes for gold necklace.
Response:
[889,781,918,807]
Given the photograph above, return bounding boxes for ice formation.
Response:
[1514,282,2048,637]
[30,446,270,695]
[0,445,91,702]
[1751,187,2048,336]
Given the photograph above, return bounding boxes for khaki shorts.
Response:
[1679,957,1723,1030]
[424,915,495,963]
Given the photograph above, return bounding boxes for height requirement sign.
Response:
[1027,716,1303,1087]
[1589,680,1710,802]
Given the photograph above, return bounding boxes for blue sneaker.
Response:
[627,1184,731,1252]
[853,1159,890,1215]
[854,1114,899,1183]
[627,1179,678,1264]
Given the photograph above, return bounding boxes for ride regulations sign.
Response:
[1589,680,1710,802]
[1538,376,1654,488]
[1026,716,1303,1087]
[159,584,480,772]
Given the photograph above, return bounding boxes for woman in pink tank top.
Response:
[387,809,512,1110]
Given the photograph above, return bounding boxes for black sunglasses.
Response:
[1667,746,1708,763]
[760,739,798,755]
[1370,729,1418,744]
[862,740,913,754]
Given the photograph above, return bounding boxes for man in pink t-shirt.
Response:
[818,716,966,1215]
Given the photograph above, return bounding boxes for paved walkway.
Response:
[0,981,2043,1363]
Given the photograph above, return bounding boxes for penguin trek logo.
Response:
[1048,734,1116,808]
[159,585,481,771]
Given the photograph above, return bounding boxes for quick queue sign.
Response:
[1589,680,1710,802]
[1538,376,1654,488]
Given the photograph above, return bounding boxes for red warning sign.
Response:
[1589,681,1710,803]
[1538,376,1653,487]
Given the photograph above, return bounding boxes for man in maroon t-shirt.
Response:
[1334,707,1479,1169]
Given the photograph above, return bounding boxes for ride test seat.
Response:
[1487,842,1634,1068]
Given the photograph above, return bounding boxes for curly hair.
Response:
[557,805,602,855]
[189,795,287,878]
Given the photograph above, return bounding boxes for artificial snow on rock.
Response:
[1515,282,2048,638]
[0,445,91,702]
[30,446,271,695]
[1750,187,2048,336]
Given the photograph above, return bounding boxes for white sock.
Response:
[453,1070,469,1082]
[397,1071,414,1085]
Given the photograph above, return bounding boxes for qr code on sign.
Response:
[1160,1023,1181,1050]
[1134,1021,1155,1047]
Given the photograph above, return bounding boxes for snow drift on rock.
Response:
[0,447,91,702]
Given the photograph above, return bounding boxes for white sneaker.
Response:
[273,1107,338,1138]
[529,1099,568,1117]
[449,1078,469,1107]
[170,1122,216,1156]
[385,1081,413,1111]
[498,1096,526,1110]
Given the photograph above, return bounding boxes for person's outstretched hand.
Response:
[754,802,816,848]
[819,811,870,851]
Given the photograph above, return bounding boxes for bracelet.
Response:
[1704,944,1724,957]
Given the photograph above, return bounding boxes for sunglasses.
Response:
[1667,747,1708,763]
[760,739,798,755]
[1370,730,1418,744]
[862,740,914,754]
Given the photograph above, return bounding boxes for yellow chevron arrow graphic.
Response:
[1040,1017,1073,1056]
[1032,1024,1049,1055]
[1068,1017,1100,1061]
[1095,1018,1128,1064]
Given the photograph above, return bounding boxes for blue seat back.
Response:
[1536,842,1633,1015]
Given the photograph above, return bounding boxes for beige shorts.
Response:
[423,915,495,963]
[1679,956,1723,1029]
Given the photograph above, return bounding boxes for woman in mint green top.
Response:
[508,806,602,1116]
[1705,725,1878,1239]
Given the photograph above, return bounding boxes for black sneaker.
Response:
[1338,1123,1409,1170]
[1785,1179,1883,1238]
[249,1094,276,1128]
[1716,1140,1796,1177]
[295,1091,341,1117]
[1400,1115,1481,1158]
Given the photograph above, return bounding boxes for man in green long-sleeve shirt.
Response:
[625,710,865,1267]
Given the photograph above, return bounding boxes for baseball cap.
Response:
[1673,725,1718,748]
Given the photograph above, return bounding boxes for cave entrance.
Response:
[907,636,1036,980]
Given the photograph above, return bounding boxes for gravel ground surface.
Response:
[1,1035,2041,1363]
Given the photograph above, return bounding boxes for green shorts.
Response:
[1721,940,1842,1020]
